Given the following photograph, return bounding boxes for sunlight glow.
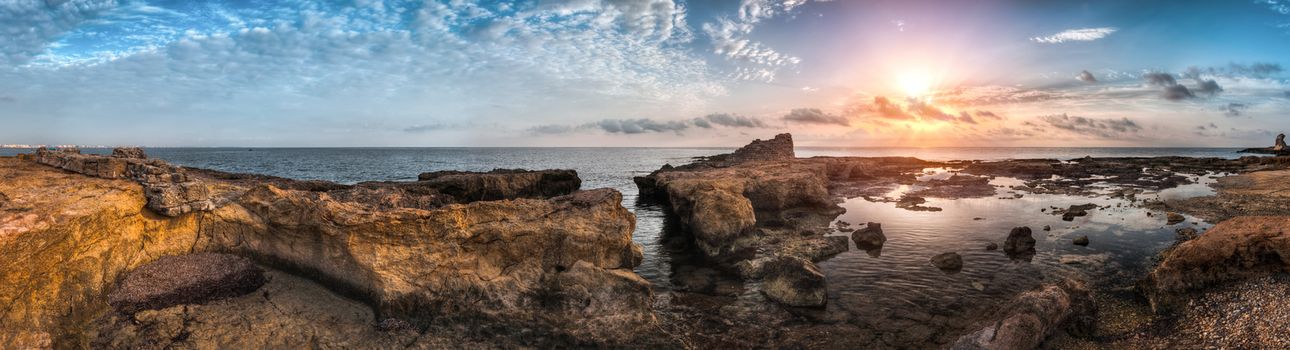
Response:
[897,71,934,97]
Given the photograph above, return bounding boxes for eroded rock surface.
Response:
[1140,216,1290,312]
[953,279,1096,350]
[0,153,654,348]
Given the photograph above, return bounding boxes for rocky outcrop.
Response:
[1,154,653,348]
[851,222,886,250]
[952,278,1096,350]
[107,253,266,315]
[110,147,147,159]
[1140,216,1290,312]
[761,256,826,307]
[31,147,222,216]
[1239,133,1290,155]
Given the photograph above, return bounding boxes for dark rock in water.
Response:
[111,147,147,159]
[1043,225,1052,231]
[985,243,998,251]
[1073,235,1090,246]
[1058,203,1097,221]
[108,253,266,315]
[1166,212,1186,225]
[953,278,1097,350]
[415,168,581,201]
[896,195,942,211]
[1004,227,1037,258]
[930,252,963,272]
[851,222,886,250]
[761,256,827,307]
[1175,227,1199,242]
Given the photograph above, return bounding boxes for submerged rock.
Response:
[1003,226,1037,257]
[107,253,266,315]
[761,256,827,307]
[931,252,963,272]
[985,243,999,251]
[1058,203,1097,221]
[851,222,886,250]
[953,279,1097,350]
[1073,236,1090,246]
[1166,212,1186,225]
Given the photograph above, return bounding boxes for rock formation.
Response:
[851,222,886,250]
[1239,133,1290,155]
[1003,226,1036,258]
[952,279,1096,350]
[930,252,963,272]
[1140,216,1290,312]
[0,152,653,348]
[30,147,221,216]
[761,256,826,307]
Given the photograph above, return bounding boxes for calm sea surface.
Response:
[0,146,1249,337]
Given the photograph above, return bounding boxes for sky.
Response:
[1,0,1289,147]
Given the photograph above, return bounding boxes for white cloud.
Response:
[1030,27,1117,44]
[701,0,815,82]
[0,0,119,65]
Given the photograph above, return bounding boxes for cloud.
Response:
[1038,114,1143,138]
[0,0,118,65]
[1163,84,1195,100]
[694,113,767,128]
[1030,27,1117,44]
[906,99,955,121]
[701,0,817,82]
[975,110,1004,120]
[1144,72,1178,87]
[1077,70,1097,83]
[0,96,14,103]
[404,124,454,133]
[597,118,690,134]
[1224,103,1248,117]
[528,124,576,134]
[784,108,849,126]
[957,112,977,124]
[1195,79,1223,95]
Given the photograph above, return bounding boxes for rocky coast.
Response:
[4,135,1290,349]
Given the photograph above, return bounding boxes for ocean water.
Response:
[0,146,1248,342]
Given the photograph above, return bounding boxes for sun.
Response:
[897,71,934,97]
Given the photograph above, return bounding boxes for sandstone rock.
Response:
[1003,226,1036,257]
[1175,227,1199,242]
[1166,212,1186,225]
[111,147,147,159]
[761,256,826,307]
[0,157,655,347]
[1073,236,1090,246]
[107,253,266,315]
[725,133,795,164]
[30,148,218,216]
[1141,216,1290,312]
[952,279,1097,350]
[931,252,963,272]
[851,222,886,250]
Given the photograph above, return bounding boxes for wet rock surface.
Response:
[1003,226,1037,258]
[931,252,964,272]
[107,253,266,315]
[851,222,886,250]
[761,256,827,307]
[953,279,1096,350]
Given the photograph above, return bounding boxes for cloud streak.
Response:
[1030,27,1117,43]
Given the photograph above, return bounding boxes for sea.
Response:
[0,146,1255,342]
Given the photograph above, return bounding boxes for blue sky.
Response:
[1,0,1288,147]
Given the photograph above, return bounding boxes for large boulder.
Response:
[110,147,147,159]
[107,253,265,315]
[931,252,963,272]
[851,222,886,250]
[1140,216,1290,312]
[1003,226,1036,258]
[761,256,827,307]
[952,279,1097,350]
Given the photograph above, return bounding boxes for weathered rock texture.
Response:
[0,153,653,348]
[107,253,265,315]
[1140,216,1290,312]
[415,168,581,201]
[952,279,1096,350]
[1168,169,1290,222]
[761,256,826,307]
[31,147,223,216]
